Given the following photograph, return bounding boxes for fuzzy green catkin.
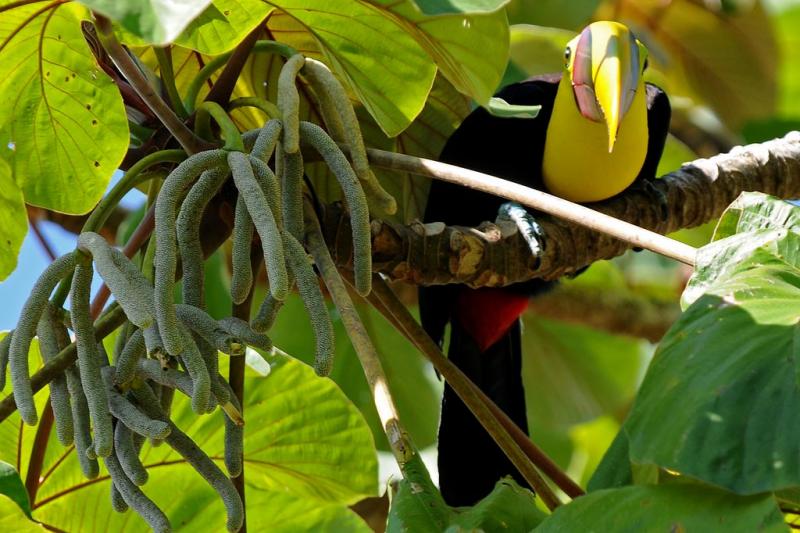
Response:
[137,359,194,398]
[251,295,283,333]
[176,323,212,414]
[77,233,154,329]
[143,325,165,358]
[218,317,272,352]
[65,366,99,478]
[175,304,235,354]
[114,421,148,485]
[302,58,396,215]
[111,482,129,513]
[155,150,227,355]
[158,385,175,422]
[277,54,305,154]
[224,392,243,477]
[248,155,282,222]
[282,232,335,375]
[176,167,229,308]
[251,118,283,162]
[230,197,255,305]
[107,386,171,439]
[36,309,74,445]
[71,262,114,457]
[113,321,133,368]
[0,331,12,391]
[228,151,289,301]
[114,329,145,385]
[131,383,244,532]
[279,146,305,241]
[10,252,76,425]
[298,121,372,296]
[104,453,171,532]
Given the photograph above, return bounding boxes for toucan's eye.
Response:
[564,47,571,65]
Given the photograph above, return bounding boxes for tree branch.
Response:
[324,132,800,287]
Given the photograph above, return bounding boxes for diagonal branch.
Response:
[324,132,800,287]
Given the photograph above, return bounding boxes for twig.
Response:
[28,217,57,261]
[93,16,208,154]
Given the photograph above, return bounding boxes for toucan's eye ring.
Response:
[564,47,571,64]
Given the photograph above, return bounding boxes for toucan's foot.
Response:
[630,178,669,222]
[497,202,546,265]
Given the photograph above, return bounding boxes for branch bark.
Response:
[323,132,800,287]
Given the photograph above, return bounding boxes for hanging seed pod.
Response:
[65,365,99,479]
[251,118,283,163]
[114,329,145,385]
[36,308,74,445]
[276,54,305,154]
[10,252,76,425]
[104,453,171,532]
[230,197,255,305]
[114,421,149,486]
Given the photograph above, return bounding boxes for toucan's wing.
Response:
[420,76,560,347]
[639,83,672,182]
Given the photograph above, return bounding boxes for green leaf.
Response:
[521,316,648,431]
[449,479,546,531]
[78,0,213,44]
[586,429,633,492]
[485,97,540,118]
[386,454,450,533]
[0,158,27,281]
[244,488,372,532]
[0,2,128,214]
[0,461,30,518]
[713,192,800,240]
[505,0,598,29]
[504,24,572,86]
[263,1,436,137]
[172,0,272,55]
[535,484,785,532]
[0,495,43,532]
[410,0,510,16]
[626,220,800,494]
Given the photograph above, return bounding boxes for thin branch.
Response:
[324,132,800,287]
[28,217,57,261]
[204,25,262,107]
[93,16,209,154]
[361,148,697,266]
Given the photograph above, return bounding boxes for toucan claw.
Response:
[630,178,669,222]
[497,202,546,267]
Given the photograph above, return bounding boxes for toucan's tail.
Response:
[437,317,529,506]
[421,285,530,506]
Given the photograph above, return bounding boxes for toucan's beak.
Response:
[569,21,640,152]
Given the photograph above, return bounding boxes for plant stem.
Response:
[25,401,53,503]
[228,97,281,120]
[153,46,188,119]
[365,275,565,509]
[93,15,208,154]
[304,210,417,471]
[195,102,244,151]
[228,248,261,533]
[362,147,697,266]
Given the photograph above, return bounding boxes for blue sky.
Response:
[0,174,146,331]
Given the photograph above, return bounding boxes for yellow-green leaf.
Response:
[0,2,128,214]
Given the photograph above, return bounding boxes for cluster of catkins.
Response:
[0,53,392,532]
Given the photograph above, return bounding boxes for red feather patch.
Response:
[454,289,529,352]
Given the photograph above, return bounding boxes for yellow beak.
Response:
[568,21,641,153]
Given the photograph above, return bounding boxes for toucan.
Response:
[420,21,671,506]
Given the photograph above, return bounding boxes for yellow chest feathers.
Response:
[542,76,649,203]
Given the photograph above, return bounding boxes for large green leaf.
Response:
[535,484,785,532]
[263,1,435,137]
[0,2,128,214]
[411,0,510,16]
[0,158,26,281]
[505,0,598,29]
[625,196,800,494]
[521,315,647,431]
[0,495,43,532]
[0,461,30,518]
[79,0,213,44]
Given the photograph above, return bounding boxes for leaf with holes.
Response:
[0,158,26,281]
[0,2,128,214]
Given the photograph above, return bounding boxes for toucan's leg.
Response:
[496,202,546,263]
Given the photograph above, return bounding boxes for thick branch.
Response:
[324,132,800,287]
